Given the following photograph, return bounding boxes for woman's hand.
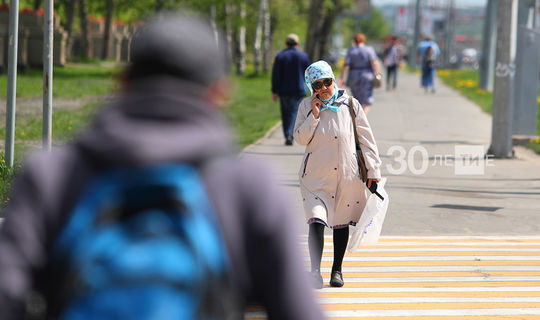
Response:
[310,94,321,119]
[367,178,380,189]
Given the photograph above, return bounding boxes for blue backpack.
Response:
[52,163,233,319]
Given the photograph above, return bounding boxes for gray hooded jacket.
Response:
[0,76,324,320]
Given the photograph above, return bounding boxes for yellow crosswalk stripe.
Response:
[318,291,540,298]
[245,237,540,319]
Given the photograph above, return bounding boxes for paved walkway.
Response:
[243,70,540,236]
[242,70,540,319]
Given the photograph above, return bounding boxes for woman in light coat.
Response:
[294,61,382,289]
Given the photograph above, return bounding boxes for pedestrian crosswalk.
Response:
[245,236,540,319]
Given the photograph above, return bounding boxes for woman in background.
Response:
[339,33,381,115]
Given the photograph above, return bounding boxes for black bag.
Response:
[346,96,368,182]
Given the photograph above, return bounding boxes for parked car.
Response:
[460,48,479,69]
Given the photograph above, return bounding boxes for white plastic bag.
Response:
[348,178,389,252]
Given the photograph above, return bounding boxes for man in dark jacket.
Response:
[0,13,324,320]
[271,34,310,146]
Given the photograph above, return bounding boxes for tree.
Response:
[253,0,266,74]
[102,0,115,59]
[65,0,77,58]
[79,0,91,58]
[357,7,390,41]
[235,0,246,75]
[305,0,350,61]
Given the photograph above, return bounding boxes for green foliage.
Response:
[271,0,309,54]
[342,6,390,44]
[0,153,18,210]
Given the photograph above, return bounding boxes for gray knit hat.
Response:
[129,12,227,85]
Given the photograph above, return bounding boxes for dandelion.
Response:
[476,88,487,95]
[21,131,25,136]
[1,159,4,163]
[68,126,72,131]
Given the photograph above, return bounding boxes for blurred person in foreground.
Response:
[295,61,382,289]
[417,36,440,93]
[0,13,324,320]
[271,33,310,146]
[338,33,381,116]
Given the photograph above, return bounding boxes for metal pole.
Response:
[43,0,53,151]
[479,0,498,91]
[489,0,518,158]
[411,0,422,68]
[5,0,19,167]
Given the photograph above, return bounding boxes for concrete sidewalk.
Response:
[242,71,540,236]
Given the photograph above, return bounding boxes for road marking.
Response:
[247,236,540,319]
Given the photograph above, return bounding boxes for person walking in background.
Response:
[338,33,381,116]
[272,33,310,146]
[383,36,401,91]
[417,37,440,93]
[295,61,382,289]
[0,13,324,320]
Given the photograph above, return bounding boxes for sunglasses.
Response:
[311,78,333,90]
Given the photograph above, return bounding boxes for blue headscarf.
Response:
[304,60,340,113]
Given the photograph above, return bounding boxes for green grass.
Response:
[0,63,120,98]
[437,69,540,154]
[0,102,104,142]
[225,72,281,147]
[0,64,283,210]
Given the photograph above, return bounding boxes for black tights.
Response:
[308,223,349,273]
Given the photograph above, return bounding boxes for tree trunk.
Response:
[209,4,219,46]
[305,0,325,61]
[316,0,343,61]
[306,0,344,61]
[79,0,91,58]
[102,0,115,60]
[262,0,271,73]
[253,0,264,74]
[224,2,235,68]
[65,0,77,58]
[33,0,41,10]
[155,0,165,12]
[236,1,246,75]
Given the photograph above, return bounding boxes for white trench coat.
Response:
[293,91,382,228]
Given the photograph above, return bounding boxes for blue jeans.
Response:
[386,65,397,89]
[421,67,435,88]
[279,95,303,139]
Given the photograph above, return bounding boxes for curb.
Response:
[241,121,282,153]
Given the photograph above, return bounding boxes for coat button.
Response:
[315,197,318,200]
[347,204,350,207]
[334,136,338,139]
[356,201,359,204]
[334,168,337,170]
[332,196,335,199]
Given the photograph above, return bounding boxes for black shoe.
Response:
[311,270,323,289]
[285,136,293,146]
[329,270,344,287]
